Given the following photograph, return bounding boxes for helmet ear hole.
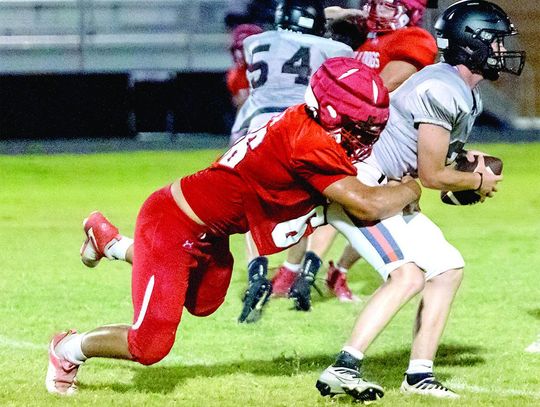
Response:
[469,43,490,69]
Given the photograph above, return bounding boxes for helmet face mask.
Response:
[363,0,427,32]
[339,119,385,162]
[482,31,525,77]
[434,0,526,80]
[275,0,326,36]
[366,0,410,32]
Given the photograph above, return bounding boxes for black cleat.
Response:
[288,251,322,311]
[289,274,312,311]
[238,257,272,323]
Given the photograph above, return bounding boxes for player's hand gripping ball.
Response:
[440,154,503,205]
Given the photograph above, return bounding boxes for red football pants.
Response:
[127,186,234,365]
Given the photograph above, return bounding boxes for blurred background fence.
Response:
[0,0,537,142]
[0,0,231,72]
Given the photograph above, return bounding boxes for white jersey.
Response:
[230,30,354,143]
[369,62,483,179]
[328,63,485,280]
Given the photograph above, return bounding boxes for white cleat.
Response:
[400,374,459,399]
[317,365,384,404]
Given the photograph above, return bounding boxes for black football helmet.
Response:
[434,0,526,81]
[274,0,326,36]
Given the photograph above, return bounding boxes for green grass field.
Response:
[1,143,539,406]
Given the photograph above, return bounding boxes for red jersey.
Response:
[226,63,249,98]
[181,104,356,255]
[355,27,437,72]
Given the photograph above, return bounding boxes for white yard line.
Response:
[449,380,540,399]
[0,335,46,350]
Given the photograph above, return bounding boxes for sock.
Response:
[106,236,134,261]
[406,359,433,375]
[335,264,349,274]
[57,332,87,365]
[282,261,302,273]
[333,346,364,371]
[405,372,434,385]
[247,256,268,280]
[342,345,364,360]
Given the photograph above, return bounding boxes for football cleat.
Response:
[238,257,272,323]
[326,262,360,303]
[80,211,121,268]
[271,265,298,297]
[400,373,459,398]
[525,336,540,353]
[316,365,384,403]
[46,330,81,396]
[288,273,313,311]
[288,251,322,311]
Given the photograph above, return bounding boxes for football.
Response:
[440,154,503,205]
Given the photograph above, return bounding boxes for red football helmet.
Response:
[363,0,427,32]
[230,24,264,65]
[305,57,389,162]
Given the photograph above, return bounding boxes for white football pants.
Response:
[327,160,465,281]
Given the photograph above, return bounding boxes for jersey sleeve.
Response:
[407,80,460,131]
[385,27,438,70]
[290,126,357,192]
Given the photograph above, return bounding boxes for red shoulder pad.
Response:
[385,27,438,70]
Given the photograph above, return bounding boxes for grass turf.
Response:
[0,143,539,406]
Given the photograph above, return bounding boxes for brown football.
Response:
[440,155,503,205]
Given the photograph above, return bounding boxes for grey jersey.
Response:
[231,30,353,136]
[371,63,483,179]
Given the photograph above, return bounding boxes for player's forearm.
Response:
[324,6,367,22]
[342,180,421,221]
[324,176,421,221]
[368,180,422,219]
[419,167,481,191]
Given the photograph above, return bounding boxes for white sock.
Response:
[106,236,134,261]
[57,333,87,365]
[342,346,364,361]
[406,359,433,374]
[336,264,349,274]
[282,261,302,273]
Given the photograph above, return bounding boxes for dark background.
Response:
[0,72,235,140]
